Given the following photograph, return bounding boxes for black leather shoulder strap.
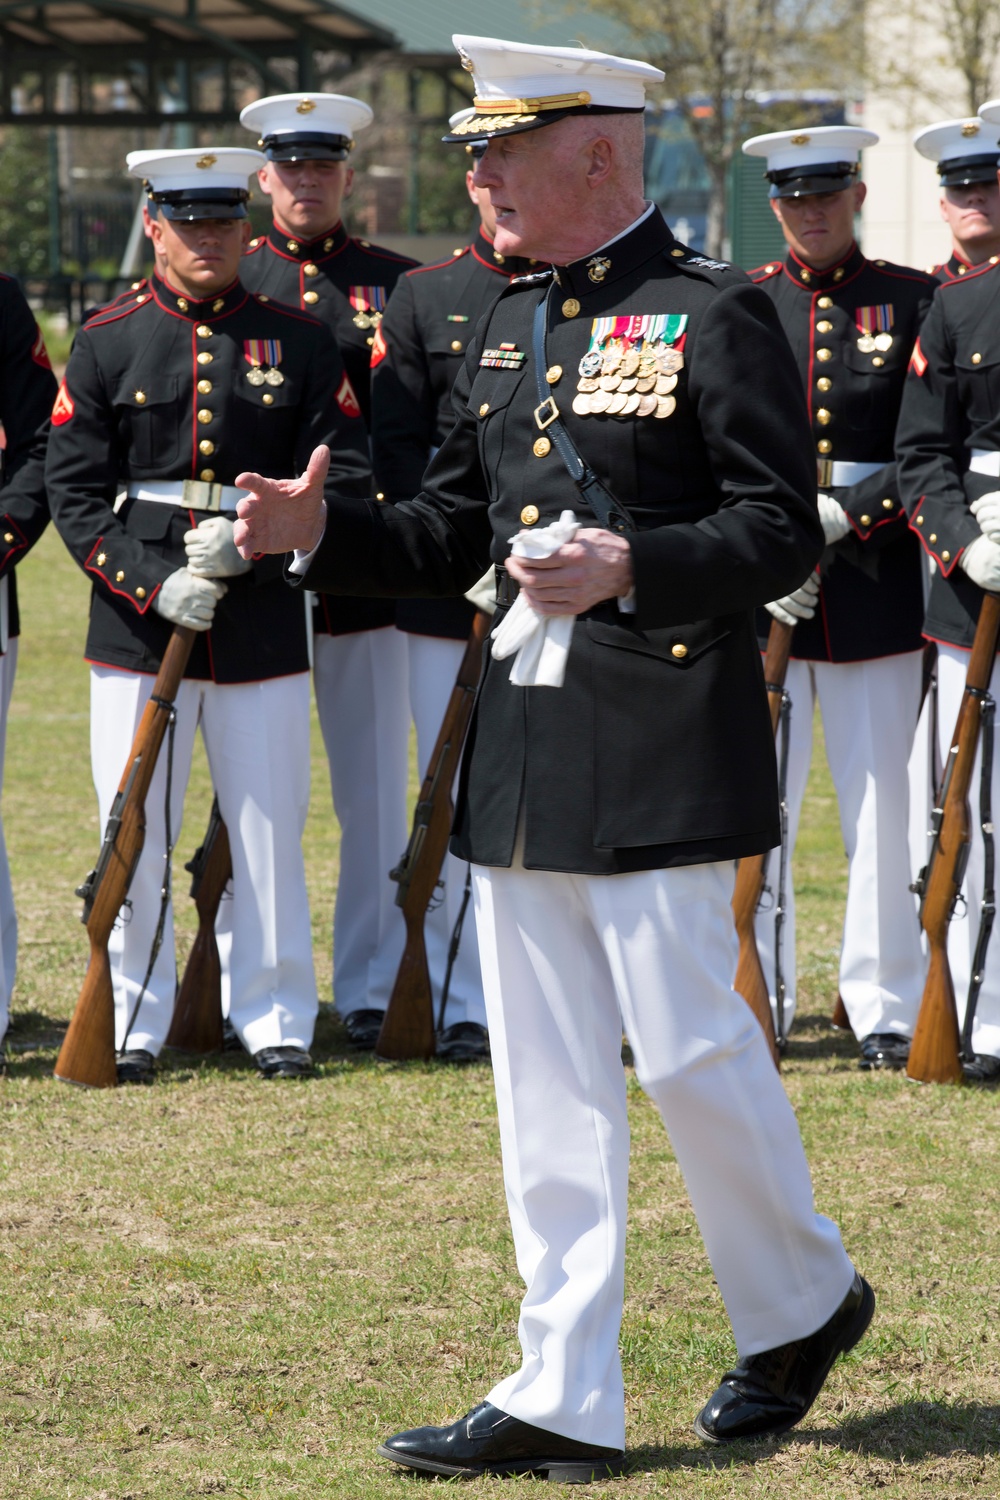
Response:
[531,287,635,534]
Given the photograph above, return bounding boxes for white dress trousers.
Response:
[933,644,1000,1058]
[754,652,925,1040]
[0,638,19,1042]
[313,627,410,1016]
[407,631,487,1029]
[90,665,316,1056]
[474,851,855,1449]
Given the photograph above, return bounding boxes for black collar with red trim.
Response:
[263,219,350,262]
[150,274,248,321]
[784,241,866,291]
[470,225,543,280]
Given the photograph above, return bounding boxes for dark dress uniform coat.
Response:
[749,244,935,661]
[241,219,417,636]
[294,210,824,875]
[0,274,58,640]
[371,224,541,640]
[44,274,370,681]
[896,258,1000,648]
[930,250,1000,284]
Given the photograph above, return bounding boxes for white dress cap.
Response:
[443,33,663,141]
[126,147,266,218]
[240,93,373,160]
[742,125,878,175]
[979,99,1000,126]
[914,118,1000,185]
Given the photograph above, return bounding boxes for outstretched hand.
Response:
[233,444,330,559]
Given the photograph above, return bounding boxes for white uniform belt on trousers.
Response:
[969,449,1000,477]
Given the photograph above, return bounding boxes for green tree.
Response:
[0,127,53,275]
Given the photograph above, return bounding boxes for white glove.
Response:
[960,534,1000,591]
[491,510,579,687]
[765,571,821,628]
[970,491,1000,544]
[464,566,497,617]
[155,567,227,631]
[817,492,851,545]
[184,515,252,578]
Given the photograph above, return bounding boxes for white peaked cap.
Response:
[443,33,663,141]
[127,147,266,193]
[914,117,998,162]
[240,93,373,158]
[742,125,879,174]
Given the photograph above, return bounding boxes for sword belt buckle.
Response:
[181,479,225,513]
[816,459,834,487]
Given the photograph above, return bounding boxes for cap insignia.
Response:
[962,121,981,137]
[459,48,474,72]
[297,99,316,114]
[790,134,810,146]
[196,153,217,169]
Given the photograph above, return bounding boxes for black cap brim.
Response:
[152,188,249,221]
[767,164,858,199]
[939,155,1000,187]
[261,133,352,162]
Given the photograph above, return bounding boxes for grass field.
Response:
[1,531,998,1499]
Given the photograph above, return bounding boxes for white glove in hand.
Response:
[970,491,1000,544]
[464,565,497,617]
[155,567,227,631]
[817,492,852,545]
[184,515,252,578]
[765,571,821,628]
[960,534,1000,591]
[491,510,580,688]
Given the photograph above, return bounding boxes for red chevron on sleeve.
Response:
[336,372,362,418]
[31,323,52,370]
[369,324,387,369]
[52,380,75,425]
[909,337,928,377]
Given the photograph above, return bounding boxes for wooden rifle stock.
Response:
[376,610,491,1061]
[55,626,197,1087]
[165,795,230,1054]
[731,618,792,1069]
[907,592,1000,1084]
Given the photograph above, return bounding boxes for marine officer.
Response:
[369,109,542,1061]
[235,34,872,1476]
[0,272,57,1071]
[914,116,1000,282]
[742,126,934,1067]
[239,92,419,1050]
[44,147,370,1083]
[895,96,1000,1084]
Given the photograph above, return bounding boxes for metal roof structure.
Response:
[346,0,630,60]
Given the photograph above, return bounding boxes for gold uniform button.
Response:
[671,642,688,659]
[479,402,490,417]
[303,262,318,276]
[196,325,212,338]
[494,251,505,264]
[199,439,215,456]
[133,390,147,405]
[860,514,872,526]
[130,280,142,290]
[671,247,685,257]
[872,356,885,367]
[882,498,894,510]
[212,299,224,312]
[303,290,319,304]
[916,514,925,525]
[136,587,146,600]
[197,379,212,395]
[116,570,125,582]
[818,296,833,309]
[135,294,148,304]
[176,297,189,312]
[366,336,374,346]
[257,295,269,303]
[817,438,832,454]
[376,492,385,501]
[520,505,539,525]
[561,298,581,318]
[816,408,832,425]
[263,393,274,405]
[959,265,967,275]
[875,259,886,266]
[97,553,106,566]
[942,550,951,561]
[3,533,12,544]
[197,408,213,425]
[533,436,551,458]
[929,532,937,542]
[817,376,832,392]
[816,348,832,362]
[972,352,983,363]
[546,365,563,384]
[197,351,213,365]
[451,339,463,351]
[200,469,215,481]
[816,319,833,333]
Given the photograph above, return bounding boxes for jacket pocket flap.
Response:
[113,375,179,408]
[586,615,735,665]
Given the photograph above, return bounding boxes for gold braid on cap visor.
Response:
[472,90,592,113]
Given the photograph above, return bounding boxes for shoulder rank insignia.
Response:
[686,255,732,272]
[480,343,526,369]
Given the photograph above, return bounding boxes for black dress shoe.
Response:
[377,1401,625,1483]
[858,1032,910,1071]
[437,1021,491,1063]
[116,1049,156,1085]
[341,1008,385,1050]
[221,1017,244,1054]
[694,1272,875,1444]
[253,1045,313,1079]
[962,1052,1000,1083]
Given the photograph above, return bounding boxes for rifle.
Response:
[55,626,196,1088]
[165,795,230,1054]
[731,618,791,1069]
[376,610,491,1061]
[907,592,1000,1084]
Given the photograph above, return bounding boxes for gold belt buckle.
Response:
[816,459,833,487]
[181,479,225,512]
[533,396,560,430]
